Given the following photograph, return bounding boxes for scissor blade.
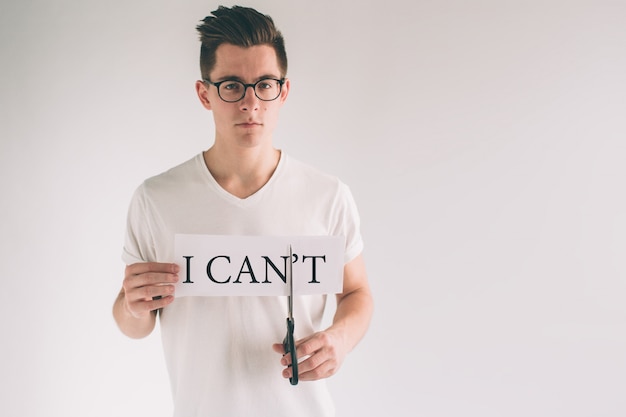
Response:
[285,244,298,385]
[287,245,293,319]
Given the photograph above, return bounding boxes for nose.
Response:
[239,85,260,111]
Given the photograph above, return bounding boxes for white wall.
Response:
[1,1,625,416]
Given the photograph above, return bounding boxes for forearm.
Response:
[113,289,157,339]
[329,286,374,352]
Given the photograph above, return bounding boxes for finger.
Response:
[293,344,341,381]
[272,343,286,355]
[282,366,294,379]
[297,358,337,381]
[128,294,175,316]
[293,334,326,361]
[278,335,318,367]
[126,262,179,276]
[280,354,293,368]
[123,270,179,291]
[293,348,325,375]
[126,282,176,303]
[142,294,175,311]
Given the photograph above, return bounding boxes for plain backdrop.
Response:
[1,0,625,416]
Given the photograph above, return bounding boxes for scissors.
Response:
[282,245,298,385]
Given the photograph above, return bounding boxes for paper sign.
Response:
[174,234,345,297]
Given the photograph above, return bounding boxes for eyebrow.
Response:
[214,74,282,83]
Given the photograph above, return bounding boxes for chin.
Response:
[236,135,268,149]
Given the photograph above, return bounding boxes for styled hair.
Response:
[196,5,288,79]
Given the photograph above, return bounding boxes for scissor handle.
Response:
[283,317,299,385]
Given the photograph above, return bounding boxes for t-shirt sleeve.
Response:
[336,182,364,264]
[121,184,157,265]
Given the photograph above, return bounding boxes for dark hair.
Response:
[196,5,288,79]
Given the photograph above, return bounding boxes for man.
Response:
[113,6,373,416]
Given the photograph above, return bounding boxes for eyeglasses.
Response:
[203,78,285,103]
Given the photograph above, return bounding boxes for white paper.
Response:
[174,234,345,297]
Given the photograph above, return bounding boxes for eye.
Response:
[222,81,242,91]
[257,80,276,90]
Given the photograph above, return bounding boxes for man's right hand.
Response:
[122,262,180,318]
[113,262,179,338]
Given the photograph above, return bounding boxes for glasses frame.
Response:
[203,78,285,103]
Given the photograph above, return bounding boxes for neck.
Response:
[203,144,281,199]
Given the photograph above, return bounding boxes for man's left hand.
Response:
[272,329,347,381]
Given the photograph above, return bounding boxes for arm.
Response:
[112,262,179,339]
[274,254,374,381]
[328,254,374,353]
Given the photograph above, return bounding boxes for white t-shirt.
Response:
[122,152,363,417]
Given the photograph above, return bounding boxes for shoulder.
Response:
[279,153,357,210]
[282,153,342,189]
[128,154,207,210]
[140,154,205,194]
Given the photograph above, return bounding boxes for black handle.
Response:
[283,317,298,385]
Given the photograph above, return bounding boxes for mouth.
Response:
[236,121,262,128]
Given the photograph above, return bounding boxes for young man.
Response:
[113,6,373,416]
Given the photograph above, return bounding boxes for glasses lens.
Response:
[254,79,282,101]
[218,81,245,102]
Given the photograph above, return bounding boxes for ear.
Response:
[279,78,290,105]
[195,80,213,111]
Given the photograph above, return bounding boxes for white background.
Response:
[1,1,625,416]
